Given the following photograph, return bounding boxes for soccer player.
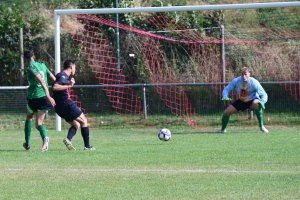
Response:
[52,59,95,150]
[217,67,269,133]
[23,50,56,152]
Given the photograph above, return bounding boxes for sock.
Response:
[255,107,264,127]
[81,127,90,148]
[221,115,230,130]
[67,126,77,141]
[24,120,32,146]
[37,125,47,140]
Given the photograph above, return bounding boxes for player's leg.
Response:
[35,97,52,152]
[36,111,50,152]
[250,99,269,133]
[219,104,238,132]
[66,120,80,141]
[62,120,80,150]
[75,113,95,150]
[23,106,34,150]
[65,99,95,150]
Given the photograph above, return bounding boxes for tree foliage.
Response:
[0,3,50,85]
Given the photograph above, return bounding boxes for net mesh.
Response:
[68,7,300,129]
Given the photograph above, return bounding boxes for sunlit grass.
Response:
[0,128,299,199]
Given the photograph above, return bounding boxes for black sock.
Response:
[81,127,90,147]
[67,126,77,141]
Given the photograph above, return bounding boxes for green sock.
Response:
[37,125,47,140]
[255,108,264,127]
[24,120,32,146]
[221,115,230,130]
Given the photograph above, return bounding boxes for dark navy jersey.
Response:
[52,71,71,103]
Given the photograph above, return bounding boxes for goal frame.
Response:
[54,1,300,131]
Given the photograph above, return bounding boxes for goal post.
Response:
[54,2,300,131]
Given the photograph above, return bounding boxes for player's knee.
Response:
[223,111,231,116]
[73,123,80,130]
[251,104,260,110]
[26,116,33,120]
[81,120,88,127]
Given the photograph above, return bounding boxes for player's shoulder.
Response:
[230,76,241,83]
[31,61,47,68]
[56,71,67,79]
[249,77,260,83]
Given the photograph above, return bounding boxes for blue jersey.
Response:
[52,71,71,103]
[222,76,268,103]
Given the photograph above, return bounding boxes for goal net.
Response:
[53,2,300,130]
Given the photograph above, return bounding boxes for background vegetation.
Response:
[1,0,298,86]
[1,0,300,129]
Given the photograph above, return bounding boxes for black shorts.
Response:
[232,99,256,111]
[27,96,52,113]
[55,99,82,122]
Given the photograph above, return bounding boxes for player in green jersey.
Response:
[23,50,56,152]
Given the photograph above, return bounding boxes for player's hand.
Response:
[70,78,75,86]
[47,96,56,107]
[259,101,265,109]
[222,97,232,101]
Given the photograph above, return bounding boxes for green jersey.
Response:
[27,61,52,99]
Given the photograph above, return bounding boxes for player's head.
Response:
[240,67,250,82]
[63,59,76,76]
[24,50,35,60]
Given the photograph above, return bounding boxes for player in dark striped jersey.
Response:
[52,59,95,150]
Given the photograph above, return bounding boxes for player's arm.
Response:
[48,70,56,84]
[34,74,56,107]
[52,77,75,91]
[256,82,268,109]
[221,79,236,101]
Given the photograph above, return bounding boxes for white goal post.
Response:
[54,1,300,131]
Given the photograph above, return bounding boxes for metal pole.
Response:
[54,12,62,131]
[115,0,120,71]
[249,110,254,120]
[143,87,147,119]
[115,0,121,108]
[221,25,225,83]
[19,28,24,85]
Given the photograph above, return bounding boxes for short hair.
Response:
[240,67,250,74]
[63,59,75,70]
[24,50,34,59]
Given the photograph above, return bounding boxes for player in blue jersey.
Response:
[217,67,269,133]
[52,60,95,150]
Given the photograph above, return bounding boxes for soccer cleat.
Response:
[260,126,269,133]
[84,146,96,150]
[63,138,76,151]
[216,129,226,133]
[23,142,30,151]
[41,137,49,152]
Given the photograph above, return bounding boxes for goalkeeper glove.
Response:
[222,97,232,101]
[259,101,265,109]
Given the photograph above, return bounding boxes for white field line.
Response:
[0,168,298,174]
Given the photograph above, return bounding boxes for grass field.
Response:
[0,128,300,200]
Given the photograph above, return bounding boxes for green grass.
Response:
[0,128,300,199]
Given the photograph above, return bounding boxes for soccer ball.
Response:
[158,128,171,141]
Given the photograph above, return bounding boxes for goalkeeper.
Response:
[217,67,269,133]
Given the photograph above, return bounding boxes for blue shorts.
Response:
[55,99,82,122]
[27,96,52,113]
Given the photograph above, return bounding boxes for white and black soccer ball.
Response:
[158,128,171,141]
